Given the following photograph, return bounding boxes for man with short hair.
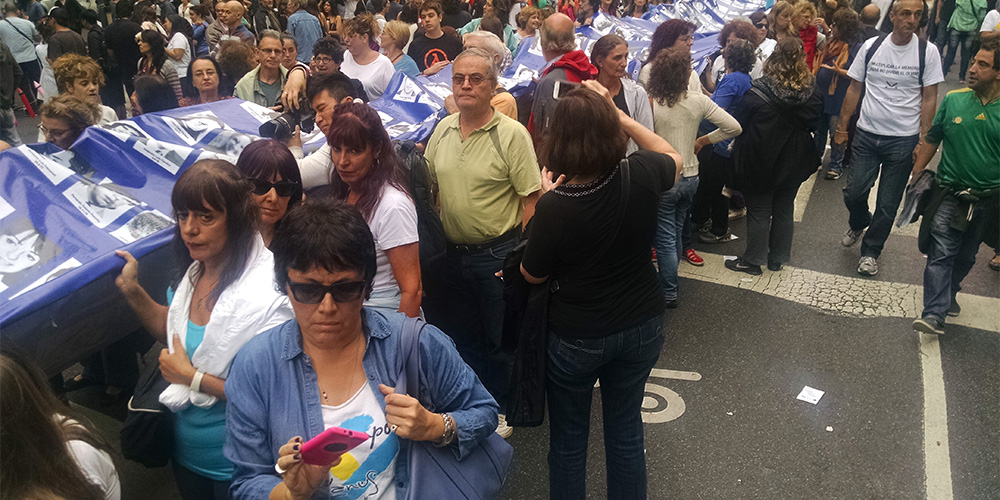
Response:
[835,0,944,276]
[910,39,1000,335]
[287,0,323,63]
[207,0,254,54]
[25,0,46,23]
[406,0,463,73]
[940,0,987,81]
[860,3,883,39]
[528,12,597,145]
[288,72,361,189]
[423,48,542,439]
[1,3,42,111]
[103,0,141,119]
[235,30,288,106]
[46,8,87,64]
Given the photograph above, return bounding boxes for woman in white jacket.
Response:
[590,34,654,155]
[114,160,293,500]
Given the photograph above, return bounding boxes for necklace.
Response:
[319,336,365,404]
[195,278,220,310]
[390,52,403,64]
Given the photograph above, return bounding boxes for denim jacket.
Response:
[224,308,499,500]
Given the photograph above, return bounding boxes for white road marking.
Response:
[920,333,954,500]
[794,172,818,222]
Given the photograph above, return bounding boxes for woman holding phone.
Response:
[115,160,293,499]
[224,198,498,500]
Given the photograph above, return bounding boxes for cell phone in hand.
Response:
[553,80,581,100]
[300,426,369,466]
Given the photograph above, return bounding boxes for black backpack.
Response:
[392,140,445,265]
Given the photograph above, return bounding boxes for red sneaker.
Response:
[684,249,704,266]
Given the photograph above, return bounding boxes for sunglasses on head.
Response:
[288,281,367,304]
[249,178,299,197]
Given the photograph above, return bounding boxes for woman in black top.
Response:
[520,81,681,500]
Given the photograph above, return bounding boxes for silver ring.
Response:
[275,462,288,475]
[390,424,398,432]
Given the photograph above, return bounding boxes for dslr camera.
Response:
[259,97,316,141]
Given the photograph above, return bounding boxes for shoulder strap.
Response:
[487,125,508,168]
[863,33,888,76]
[918,36,926,88]
[4,18,35,44]
[395,316,426,399]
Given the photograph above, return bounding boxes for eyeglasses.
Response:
[452,73,487,86]
[249,178,299,196]
[259,48,282,55]
[38,124,71,138]
[312,56,335,64]
[288,281,367,304]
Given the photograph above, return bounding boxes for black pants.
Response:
[18,59,41,108]
[742,186,800,267]
[79,331,153,388]
[172,461,232,500]
[691,149,732,237]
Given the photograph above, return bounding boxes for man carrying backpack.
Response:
[834,0,944,277]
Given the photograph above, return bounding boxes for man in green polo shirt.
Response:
[423,48,541,438]
[911,38,999,335]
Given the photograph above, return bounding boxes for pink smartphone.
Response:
[300,426,369,466]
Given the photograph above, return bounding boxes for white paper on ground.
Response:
[796,386,825,404]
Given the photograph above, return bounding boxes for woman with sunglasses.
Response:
[325,102,421,318]
[114,160,294,500]
[225,197,498,500]
[235,140,303,247]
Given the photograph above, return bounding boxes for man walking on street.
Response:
[835,0,944,276]
[941,0,987,82]
[423,48,542,439]
[911,39,999,335]
[1,3,42,112]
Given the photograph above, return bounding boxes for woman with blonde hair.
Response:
[381,20,420,76]
[727,37,822,275]
[792,0,827,70]
[339,13,395,99]
[767,1,798,41]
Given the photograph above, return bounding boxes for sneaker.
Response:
[698,231,733,244]
[990,253,1000,271]
[767,260,783,272]
[728,207,746,220]
[857,256,878,276]
[841,229,863,247]
[912,317,945,335]
[684,249,704,266]
[694,220,712,234]
[495,414,513,439]
[947,300,961,317]
[725,257,762,275]
[824,170,841,180]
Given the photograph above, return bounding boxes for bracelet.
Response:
[835,129,848,136]
[432,413,456,447]
[190,370,205,393]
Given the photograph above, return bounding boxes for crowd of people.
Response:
[0,0,998,498]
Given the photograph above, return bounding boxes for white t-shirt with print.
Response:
[847,33,944,137]
[369,185,418,295]
[982,10,1000,32]
[168,32,192,78]
[321,383,398,499]
[341,52,396,100]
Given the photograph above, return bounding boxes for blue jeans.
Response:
[432,238,517,407]
[815,113,845,173]
[654,175,699,301]
[942,28,976,78]
[921,195,994,323]
[546,314,665,500]
[842,129,919,259]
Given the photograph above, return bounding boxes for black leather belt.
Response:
[446,226,521,254]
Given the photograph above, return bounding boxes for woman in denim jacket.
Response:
[224,198,498,500]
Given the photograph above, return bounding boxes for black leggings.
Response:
[172,461,232,500]
[691,148,732,237]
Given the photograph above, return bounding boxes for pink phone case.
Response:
[300,426,370,466]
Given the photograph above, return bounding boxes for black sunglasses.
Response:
[288,281,366,304]
[754,22,768,29]
[249,178,299,197]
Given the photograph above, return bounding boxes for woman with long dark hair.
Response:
[638,18,698,92]
[1,350,121,500]
[727,37,822,275]
[235,140,303,247]
[115,160,294,499]
[521,81,681,499]
[165,15,195,83]
[136,30,183,100]
[325,102,421,318]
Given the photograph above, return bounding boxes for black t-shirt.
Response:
[522,150,677,339]
[406,30,463,72]
[105,20,142,71]
[612,85,630,116]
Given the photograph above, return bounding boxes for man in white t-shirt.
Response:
[982,9,1000,40]
[833,0,944,277]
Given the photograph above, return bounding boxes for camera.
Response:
[259,97,316,141]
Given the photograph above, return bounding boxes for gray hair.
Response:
[539,19,576,53]
[454,48,499,86]
[463,31,506,67]
[258,29,282,44]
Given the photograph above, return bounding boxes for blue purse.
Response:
[396,317,514,500]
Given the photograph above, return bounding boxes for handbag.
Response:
[120,358,174,468]
[397,317,514,500]
[501,159,631,427]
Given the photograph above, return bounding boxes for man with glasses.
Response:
[835,0,944,276]
[422,48,541,439]
[235,30,288,107]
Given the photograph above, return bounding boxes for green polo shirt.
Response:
[425,110,542,244]
[927,88,1000,190]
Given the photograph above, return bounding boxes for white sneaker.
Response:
[857,256,878,276]
[495,413,513,439]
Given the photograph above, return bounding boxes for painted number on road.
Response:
[641,368,701,424]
